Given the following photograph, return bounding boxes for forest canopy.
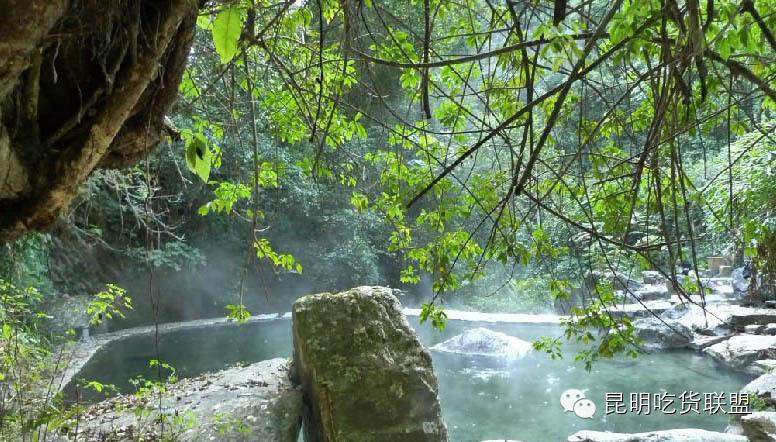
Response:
[185,0,776,309]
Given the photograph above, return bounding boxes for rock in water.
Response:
[742,373,776,406]
[568,429,747,441]
[631,317,692,350]
[292,286,448,442]
[431,327,532,359]
[704,335,776,369]
[748,360,776,376]
[741,412,776,441]
[659,304,728,336]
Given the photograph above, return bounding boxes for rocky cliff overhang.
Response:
[0,0,199,241]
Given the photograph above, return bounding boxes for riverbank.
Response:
[49,358,302,442]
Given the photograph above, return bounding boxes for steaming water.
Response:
[69,317,753,442]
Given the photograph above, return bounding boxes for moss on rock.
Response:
[292,286,448,442]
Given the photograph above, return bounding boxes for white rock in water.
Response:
[568,428,747,441]
[632,317,692,350]
[659,304,728,335]
[747,359,776,376]
[688,334,728,351]
[704,335,776,368]
[742,372,776,405]
[746,324,766,334]
[431,327,533,359]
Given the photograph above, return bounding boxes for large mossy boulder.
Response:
[292,286,448,442]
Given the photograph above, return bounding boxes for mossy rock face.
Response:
[292,286,448,442]
[40,295,92,337]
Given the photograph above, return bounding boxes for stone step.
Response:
[744,359,776,376]
[704,335,776,369]
[688,334,728,351]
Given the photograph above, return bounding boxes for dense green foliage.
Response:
[705,123,776,296]
[173,0,776,356]
[4,0,776,377]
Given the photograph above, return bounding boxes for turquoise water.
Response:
[68,318,754,442]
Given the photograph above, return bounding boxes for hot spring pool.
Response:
[67,317,754,442]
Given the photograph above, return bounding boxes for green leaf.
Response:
[212,6,244,64]
[186,138,211,182]
[196,15,213,30]
[185,140,198,171]
[419,303,447,330]
[195,154,211,182]
[226,303,251,322]
[350,191,369,211]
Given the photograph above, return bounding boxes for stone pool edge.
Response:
[54,313,291,393]
[55,308,566,394]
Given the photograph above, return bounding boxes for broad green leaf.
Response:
[186,138,211,182]
[185,140,198,171]
[212,6,244,64]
